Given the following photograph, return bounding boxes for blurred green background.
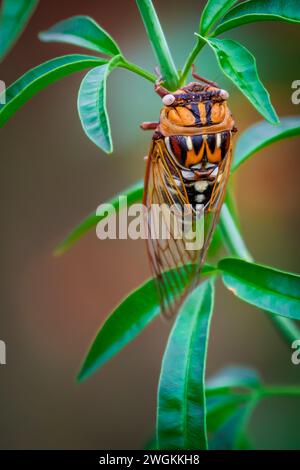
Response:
[0,0,299,449]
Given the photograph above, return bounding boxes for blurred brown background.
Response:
[0,0,299,449]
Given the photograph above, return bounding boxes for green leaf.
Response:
[0,54,107,127]
[157,280,215,450]
[219,205,300,344]
[206,366,260,449]
[207,393,248,434]
[233,116,300,172]
[77,55,121,153]
[219,204,252,262]
[219,258,300,320]
[77,276,161,382]
[205,37,279,125]
[0,0,38,61]
[207,366,260,393]
[200,0,238,36]
[214,0,300,36]
[55,180,144,255]
[148,365,260,450]
[77,266,215,382]
[209,401,254,450]
[135,0,179,90]
[39,15,121,56]
[208,187,240,260]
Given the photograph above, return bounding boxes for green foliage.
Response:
[213,0,300,36]
[157,281,214,450]
[77,56,121,154]
[0,0,38,61]
[200,0,238,36]
[0,55,107,126]
[39,15,121,56]
[219,258,300,320]
[233,116,300,171]
[209,369,257,450]
[1,0,300,451]
[204,37,279,125]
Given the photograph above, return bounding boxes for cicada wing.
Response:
[144,138,232,318]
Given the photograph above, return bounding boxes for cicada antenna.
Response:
[192,64,219,87]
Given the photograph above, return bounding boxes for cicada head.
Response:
[157,82,232,133]
[163,82,229,106]
[156,82,233,135]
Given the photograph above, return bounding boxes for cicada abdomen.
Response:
[141,71,237,317]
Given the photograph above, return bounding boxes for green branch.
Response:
[120,58,156,83]
[259,385,300,398]
[135,0,179,90]
[219,204,252,261]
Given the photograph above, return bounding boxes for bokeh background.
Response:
[0,0,299,450]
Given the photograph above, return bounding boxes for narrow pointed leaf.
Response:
[205,37,279,125]
[39,15,120,56]
[233,116,300,171]
[207,366,260,449]
[0,54,107,127]
[219,258,300,320]
[207,393,248,434]
[135,0,179,90]
[157,280,215,450]
[200,0,238,36]
[78,266,215,382]
[214,0,300,36]
[77,55,121,153]
[77,277,161,382]
[209,402,253,450]
[207,366,260,392]
[219,206,300,344]
[55,180,144,255]
[0,0,38,61]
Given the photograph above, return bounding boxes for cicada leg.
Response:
[140,122,159,130]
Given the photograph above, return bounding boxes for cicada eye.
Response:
[219,89,229,100]
[162,94,176,106]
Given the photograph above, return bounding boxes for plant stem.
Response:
[219,204,252,261]
[180,36,206,86]
[120,58,156,83]
[219,203,300,344]
[135,0,179,90]
[259,386,300,398]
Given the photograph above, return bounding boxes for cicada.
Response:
[141,69,237,317]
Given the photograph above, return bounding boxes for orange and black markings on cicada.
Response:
[141,69,237,318]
